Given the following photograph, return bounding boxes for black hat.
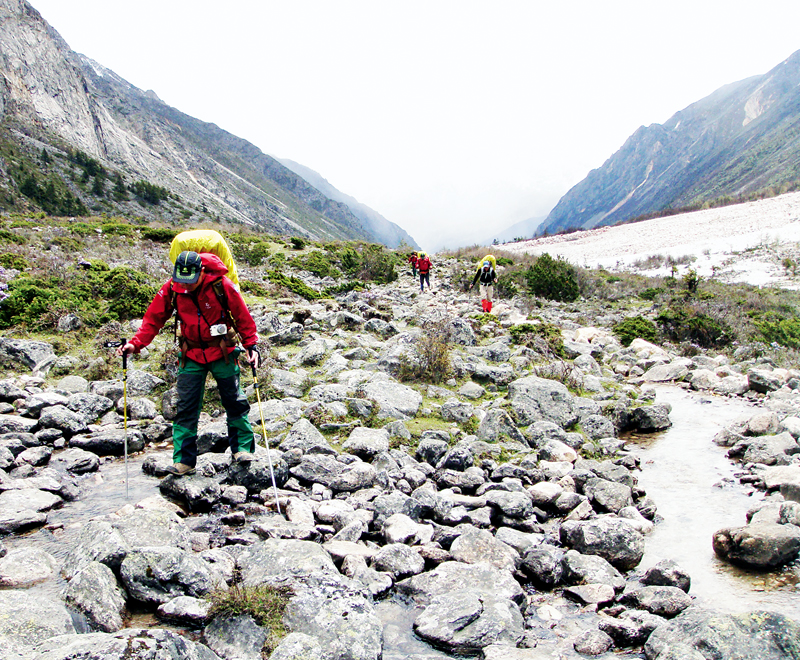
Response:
[173,251,202,285]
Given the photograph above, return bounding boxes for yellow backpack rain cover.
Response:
[477,254,496,272]
[169,229,239,287]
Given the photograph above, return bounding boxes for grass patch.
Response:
[208,582,292,654]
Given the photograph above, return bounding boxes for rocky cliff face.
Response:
[540,49,800,235]
[0,0,413,245]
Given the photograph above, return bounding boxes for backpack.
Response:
[169,229,239,288]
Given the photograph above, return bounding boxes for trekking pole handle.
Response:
[121,337,128,371]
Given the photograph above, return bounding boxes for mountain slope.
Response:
[0,0,396,244]
[539,50,800,235]
[278,159,418,249]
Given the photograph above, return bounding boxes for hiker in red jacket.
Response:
[408,252,418,277]
[417,252,432,292]
[117,251,260,476]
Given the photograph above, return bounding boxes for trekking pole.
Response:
[249,357,281,515]
[104,338,129,499]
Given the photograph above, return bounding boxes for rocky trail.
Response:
[2,257,800,660]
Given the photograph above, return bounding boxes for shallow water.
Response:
[630,386,800,618]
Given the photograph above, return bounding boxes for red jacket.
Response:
[417,256,432,274]
[408,254,418,267]
[130,253,258,364]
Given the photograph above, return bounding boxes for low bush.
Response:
[509,320,564,357]
[613,315,658,347]
[398,319,453,384]
[656,306,731,348]
[525,253,579,302]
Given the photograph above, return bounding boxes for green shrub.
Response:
[295,250,341,278]
[100,222,134,237]
[639,287,663,301]
[509,320,564,357]
[141,227,175,243]
[757,318,800,349]
[290,236,306,250]
[208,583,290,655]
[0,253,29,270]
[398,318,453,384]
[613,316,658,346]
[496,257,514,266]
[0,228,27,245]
[656,306,731,348]
[267,270,321,300]
[525,253,579,302]
[357,244,397,284]
[129,180,170,205]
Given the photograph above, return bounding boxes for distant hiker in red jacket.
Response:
[417,252,432,292]
[408,252,418,277]
[117,251,260,476]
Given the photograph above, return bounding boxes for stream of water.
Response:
[630,386,800,618]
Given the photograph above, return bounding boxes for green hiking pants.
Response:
[172,353,254,467]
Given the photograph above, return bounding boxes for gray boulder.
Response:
[64,561,126,632]
[31,628,221,660]
[561,549,625,591]
[0,338,55,371]
[69,428,145,456]
[449,528,519,571]
[358,379,422,420]
[37,405,89,436]
[0,546,57,587]
[621,585,692,618]
[413,590,524,653]
[284,588,383,660]
[644,608,800,660]
[0,590,75,659]
[159,474,222,512]
[560,517,645,570]
[630,404,672,432]
[476,408,525,444]
[204,614,267,660]
[521,545,564,588]
[343,427,390,460]
[280,418,335,455]
[372,543,426,579]
[712,523,800,568]
[239,539,339,586]
[508,376,579,428]
[48,447,99,474]
[397,560,524,605]
[642,559,692,593]
[62,519,131,577]
[269,632,325,660]
[120,546,222,605]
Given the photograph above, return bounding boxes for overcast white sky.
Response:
[30,0,800,251]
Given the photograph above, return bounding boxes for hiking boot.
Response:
[165,462,195,476]
[234,451,255,464]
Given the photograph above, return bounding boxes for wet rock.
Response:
[644,608,800,660]
[642,559,691,593]
[159,473,222,512]
[629,404,672,432]
[413,590,524,653]
[205,614,267,660]
[157,595,212,625]
[32,628,220,660]
[642,360,690,382]
[62,519,131,577]
[0,487,62,512]
[69,428,145,455]
[729,431,798,465]
[0,414,37,434]
[15,444,52,466]
[284,588,383,660]
[0,546,57,587]
[64,561,126,632]
[712,523,800,568]
[48,447,100,473]
[521,545,564,588]
[621,585,692,617]
[0,590,75,659]
[561,549,626,591]
[397,560,524,605]
[600,610,665,647]
[573,628,614,655]
[564,583,616,605]
[583,477,633,513]
[120,546,222,605]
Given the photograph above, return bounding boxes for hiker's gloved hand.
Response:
[245,346,260,369]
